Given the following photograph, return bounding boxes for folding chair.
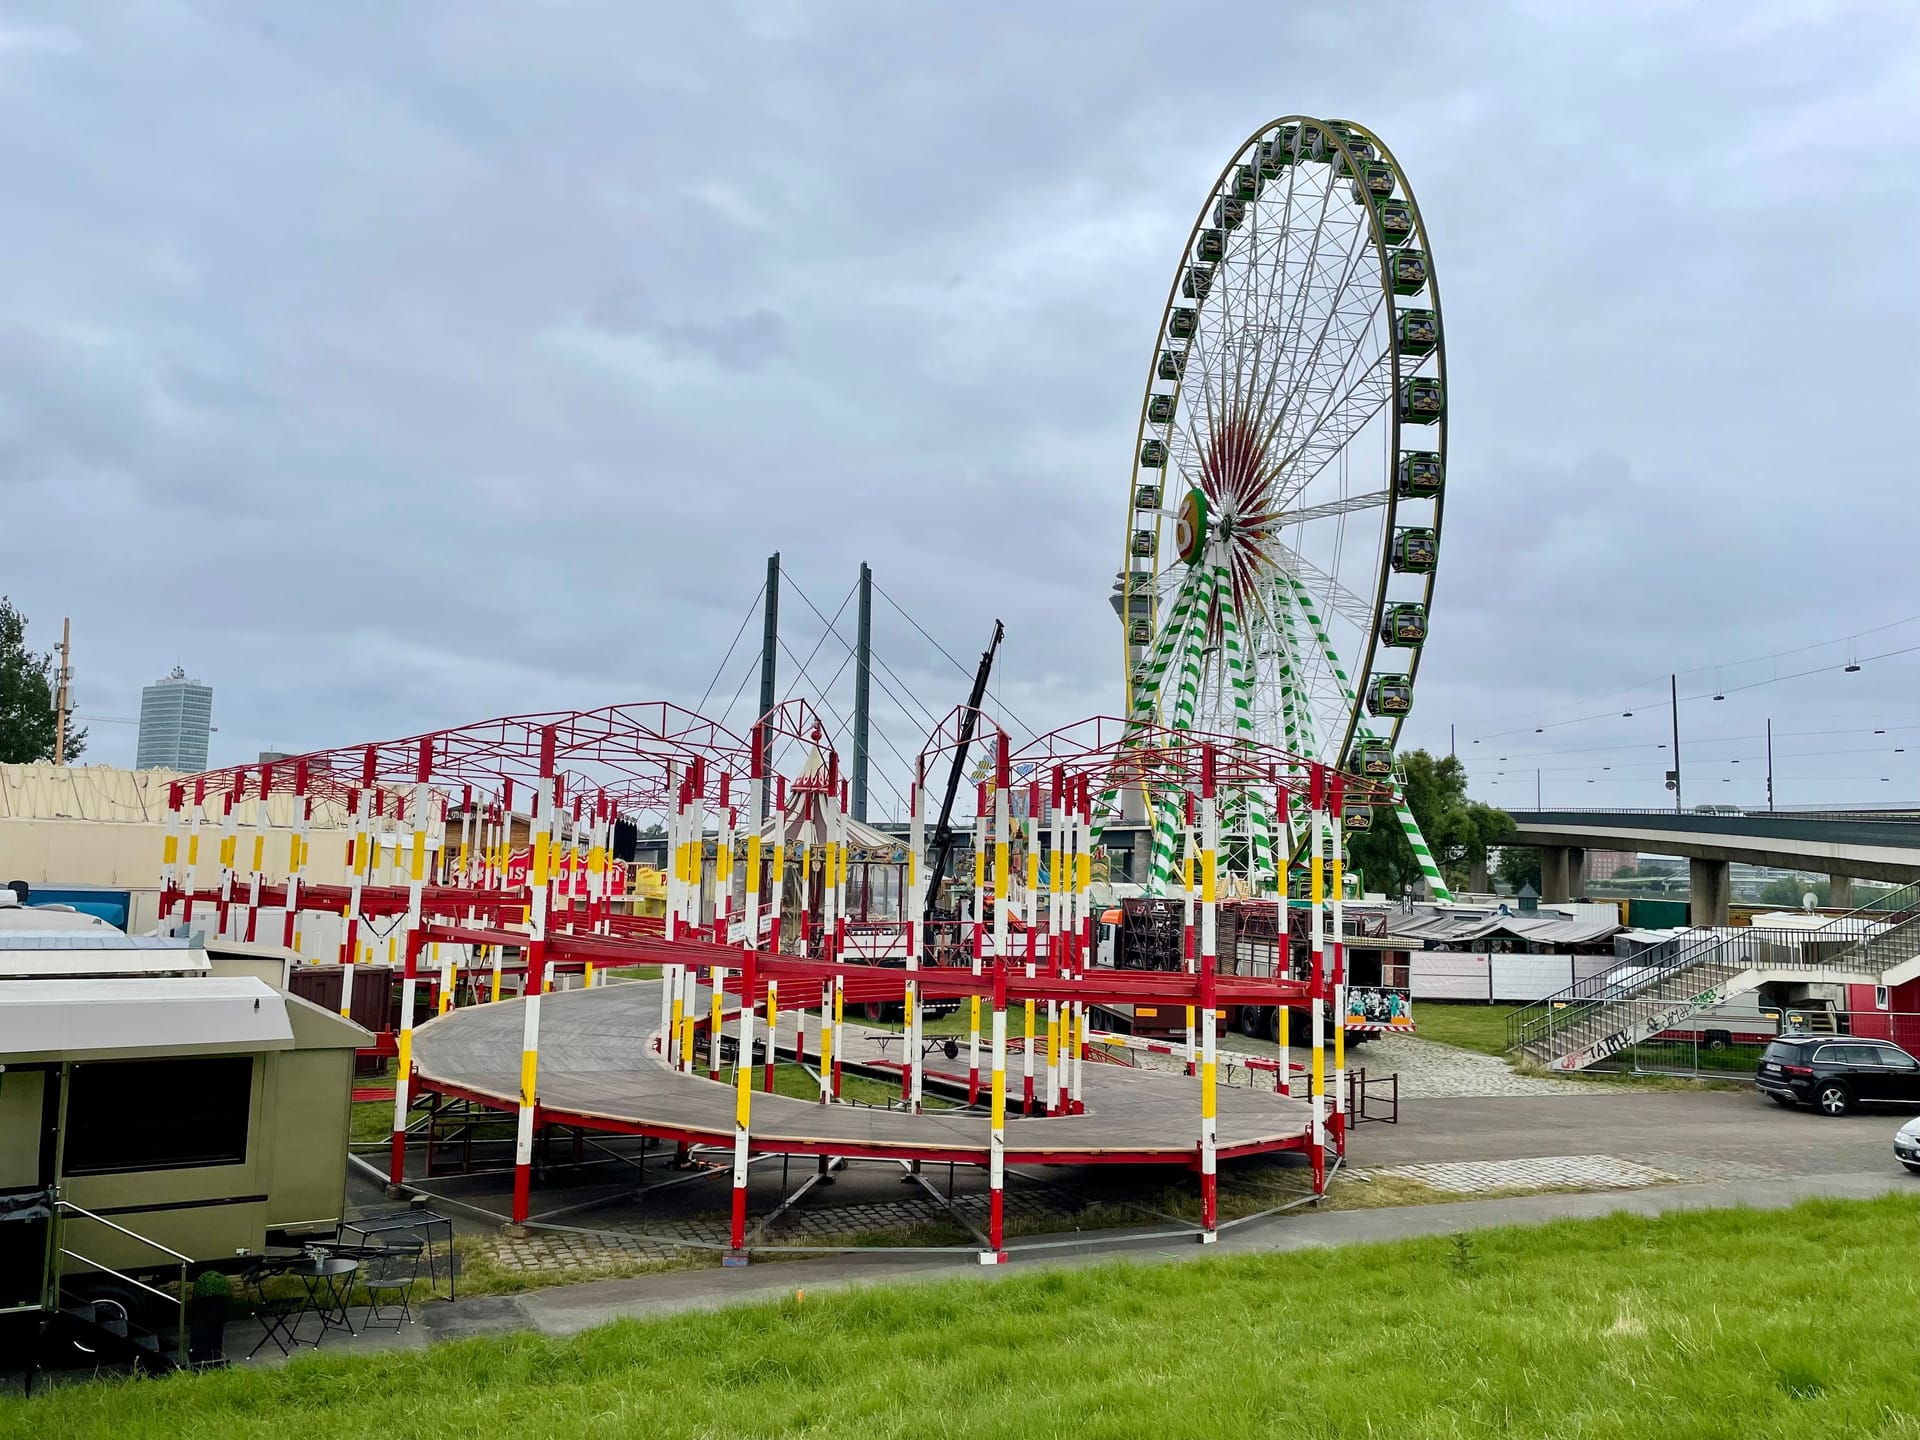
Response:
[359,1235,425,1331]
[243,1266,306,1357]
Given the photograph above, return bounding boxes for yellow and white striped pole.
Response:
[1045,766,1062,1113]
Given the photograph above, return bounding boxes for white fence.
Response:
[1410,952,1619,1003]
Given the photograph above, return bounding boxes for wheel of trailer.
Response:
[1239,1005,1266,1039]
[1816,1081,1852,1117]
[1116,116,1447,889]
[1704,1031,1731,1052]
[60,1274,157,1359]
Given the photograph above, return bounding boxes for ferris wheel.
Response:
[1113,117,1452,899]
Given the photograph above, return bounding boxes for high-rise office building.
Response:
[136,668,214,771]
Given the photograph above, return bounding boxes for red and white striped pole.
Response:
[1309,763,1327,1196]
[984,950,1008,1265]
[1198,745,1220,1242]
[969,780,986,1105]
[340,746,376,1020]
[1275,781,1290,1096]
[389,923,425,1186]
[283,760,309,954]
[181,776,205,927]
[728,945,758,1257]
[1182,790,1197,1077]
[215,775,241,939]
[244,766,269,943]
[1330,771,1347,1155]
[391,737,433,1164]
[1045,765,1062,1114]
[990,732,1011,1110]
[1022,776,1040,1116]
[510,725,557,1226]
[905,756,925,1110]
[159,782,184,923]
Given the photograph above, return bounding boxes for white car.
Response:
[1896,1116,1920,1174]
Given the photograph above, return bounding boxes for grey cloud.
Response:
[0,0,1910,810]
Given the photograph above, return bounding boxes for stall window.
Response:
[63,1056,253,1176]
[1876,986,1891,1011]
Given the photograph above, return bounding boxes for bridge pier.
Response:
[1689,857,1731,926]
[1829,873,1854,910]
[1540,846,1585,903]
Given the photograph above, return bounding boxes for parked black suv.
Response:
[1757,1035,1920,1116]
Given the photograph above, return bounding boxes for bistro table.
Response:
[289,1254,359,1341]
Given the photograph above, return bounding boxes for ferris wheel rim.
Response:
[1117,114,1446,800]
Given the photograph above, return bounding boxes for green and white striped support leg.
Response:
[1212,559,1273,886]
[1277,587,1316,836]
[1147,564,1216,893]
[1284,575,1454,903]
[1096,565,1210,846]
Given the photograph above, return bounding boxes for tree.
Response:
[1760,875,1826,908]
[0,598,85,764]
[1345,750,1512,896]
[1495,845,1542,895]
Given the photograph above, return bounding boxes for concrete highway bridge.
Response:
[1506,808,1920,925]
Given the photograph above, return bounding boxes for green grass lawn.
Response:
[14,1194,1920,1438]
[1404,1000,1527,1055]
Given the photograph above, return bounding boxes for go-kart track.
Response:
[411,978,1317,1167]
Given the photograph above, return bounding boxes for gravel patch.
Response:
[1203,1029,1594,1099]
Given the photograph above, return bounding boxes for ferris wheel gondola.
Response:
[1111,116,1452,898]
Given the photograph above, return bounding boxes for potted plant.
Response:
[187,1269,230,1367]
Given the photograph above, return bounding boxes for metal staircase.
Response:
[1505,882,1920,1072]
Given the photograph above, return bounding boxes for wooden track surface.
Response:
[412,979,1313,1163]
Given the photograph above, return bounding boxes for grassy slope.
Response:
[1403,1000,1527,1056]
[13,1195,1920,1440]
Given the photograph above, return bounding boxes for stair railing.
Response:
[52,1197,192,1367]
[1507,878,1920,1059]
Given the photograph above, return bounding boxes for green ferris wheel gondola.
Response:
[1113,115,1452,900]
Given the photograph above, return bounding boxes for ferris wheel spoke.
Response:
[1271,543,1375,630]
[1270,488,1390,527]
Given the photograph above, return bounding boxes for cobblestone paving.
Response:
[1209,1030,1593,1099]
[1363,1154,1677,1194]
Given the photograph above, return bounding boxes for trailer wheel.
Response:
[1703,1031,1731,1052]
[1239,1006,1266,1039]
[1265,1007,1283,1045]
[60,1276,162,1358]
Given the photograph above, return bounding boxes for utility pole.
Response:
[758,554,780,823]
[852,562,872,823]
[1766,718,1774,812]
[1669,672,1682,814]
[1449,723,1455,759]
[53,617,72,767]
[1536,768,1541,809]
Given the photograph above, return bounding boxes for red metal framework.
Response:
[162,699,1377,1263]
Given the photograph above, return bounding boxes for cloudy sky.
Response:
[2,0,1916,812]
